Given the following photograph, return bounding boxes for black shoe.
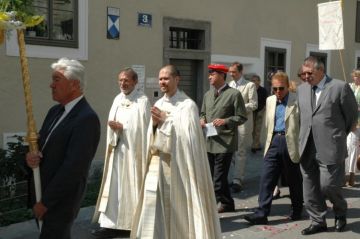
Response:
[335,216,346,232]
[244,214,268,225]
[272,190,281,200]
[218,204,235,213]
[91,227,125,238]
[231,183,243,193]
[301,224,327,235]
[288,211,302,221]
[288,207,302,221]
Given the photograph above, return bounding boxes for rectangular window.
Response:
[169,27,204,50]
[264,47,286,93]
[25,0,78,48]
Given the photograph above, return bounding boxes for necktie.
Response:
[47,106,65,135]
[41,106,65,151]
[312,85,318,111]
[214,90,219,98]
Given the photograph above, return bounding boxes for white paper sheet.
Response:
[204,123,218,137]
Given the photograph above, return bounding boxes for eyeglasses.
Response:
[300,72,313,76]
[272,87,285,91]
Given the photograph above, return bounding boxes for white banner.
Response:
[318,1,344,50]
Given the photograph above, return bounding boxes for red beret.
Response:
[208,64,228,73]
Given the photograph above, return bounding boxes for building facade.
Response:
[1,0,360,159]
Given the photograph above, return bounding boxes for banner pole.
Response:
[338,0,347,82]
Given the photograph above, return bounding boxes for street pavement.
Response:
[1,150,360,239]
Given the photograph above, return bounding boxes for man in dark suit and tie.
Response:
[297,56,357,235]
[26,58,101,239]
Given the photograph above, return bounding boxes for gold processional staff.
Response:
[1,5,44,230]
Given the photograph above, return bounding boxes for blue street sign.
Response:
[138,13,152,27]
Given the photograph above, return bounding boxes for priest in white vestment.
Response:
[131,65,221,239]
[92,68,151,237]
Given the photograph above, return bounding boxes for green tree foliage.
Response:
[0,136,28,188]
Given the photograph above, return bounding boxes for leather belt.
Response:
[273,131,285,135]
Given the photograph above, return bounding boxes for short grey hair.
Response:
[303,56,325,71]
[51,57,85,90]
[119,67,138,81]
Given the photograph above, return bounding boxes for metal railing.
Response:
[0,180,32,226]
[0,177,101,227]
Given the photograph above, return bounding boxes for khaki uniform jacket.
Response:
[200,85,247,153]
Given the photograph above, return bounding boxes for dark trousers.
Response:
[207,152,234,208]
[255,134,303,217]
[39,218,74,239]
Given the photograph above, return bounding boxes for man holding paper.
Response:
[200,64,247,213]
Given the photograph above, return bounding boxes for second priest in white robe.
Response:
[93,83,151,230]
[131,89,221,239]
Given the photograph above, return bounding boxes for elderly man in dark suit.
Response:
[200,64,247,213]
[26,58,101,239]
[297,56,357,235]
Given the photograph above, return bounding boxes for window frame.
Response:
[260,38,292,90]
[355,50,360,69]
[305,43,331,75]
[356,0,360,42]
[264,46,287,92]
[169,27,204,50]
[25,0,79,48]
[5,0,88,60]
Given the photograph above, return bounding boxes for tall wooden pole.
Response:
[338,0,347,82]
[16,29,42,230]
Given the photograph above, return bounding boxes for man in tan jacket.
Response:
[244,71,303,225]
[228,62,258,192]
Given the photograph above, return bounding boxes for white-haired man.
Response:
[26,58,101,239]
